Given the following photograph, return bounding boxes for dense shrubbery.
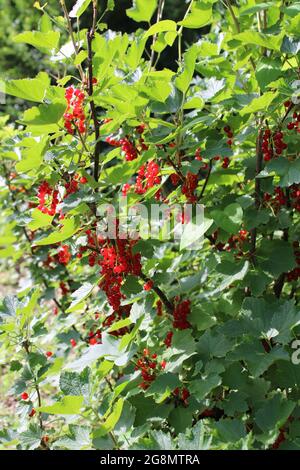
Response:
[0,0,300,451]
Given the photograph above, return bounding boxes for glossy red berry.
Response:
[143,280,153,291]
[28,409,36,418]
[21,392,29,400]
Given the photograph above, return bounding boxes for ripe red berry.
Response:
[79,176,88,184]
[143,280,153,291]
[28,408,36,418]
[21,392,29,400]
[70,338,77,348]
[45,351,53,358]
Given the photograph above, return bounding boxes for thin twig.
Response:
[86,1,102,182]
[59,0,84,80]
[250,129,263,264]
[149,0,166,70]
[139,272,174,313]
[199,159,213,200]
[225,0,256,71]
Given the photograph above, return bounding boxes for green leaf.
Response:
[60,368,91,401]
[233,31,283,51]
[175,44,197,93]
[168,407,194,434]
[19,424,42,450]
[22,102,65,134]
[13,31,60,53]
[257,239,296,277]
[144,20,177,38]
[240,92,277,116]
[200,261,249,298]
[240,3,275,16]
[38,395,84,415]
[54,426,91,450]
[94,399,124,437]
[215,419,246,443]
[211,203,243,233]
[267,158,300,187]
[255,394,295,433]
[255,58,282,90]
[66,282,95,313]
[34,218,79,246]
[180,218,213,251]
[126,0,157,23]
[5,72,50,102]
[146,373,182,402]
[190,306,216,331]
[190,374,221,400]
[281,36,300,54]
[16,138,48,173]
[178,1,212,29]
[27,209,53,231]
[178,422,212,450]
[69,0,92,18]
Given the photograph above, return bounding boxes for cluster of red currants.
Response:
[181,172,198,203]
[223,125,234,146]
[287,111,300,132]
[164,330,173,348]
[135,348,166,390]
[37,181,59,216]
[37,175,88,218]
[173,387,190,406]
[106,135,138,161]
[135,160,161,200]
[286,241,300,282]
[58,244,71,265]
[262,129,288,162]
[172,298,191,330]
[222,156,230,169]
[64,86,86,135]
[290,184,300,212]
[98,238,142,312]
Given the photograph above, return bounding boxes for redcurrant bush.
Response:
[0,0,300,453]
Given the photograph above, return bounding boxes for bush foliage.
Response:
[0,0,300,451]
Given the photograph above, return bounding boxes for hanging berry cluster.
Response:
[58,245,71,265]
[286,242,300,282]
[106,136,138,161]
[37,181,59,216]
[135,348,166,390]
[64,86,86,135]
[173,387,190,407]
[223,125,234,146]
[262,129,287,162]
[172,297,191,330]
[287,111,300,132]
[135,160,161,200]
[181,172,198,203]
[98,238,142,311]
